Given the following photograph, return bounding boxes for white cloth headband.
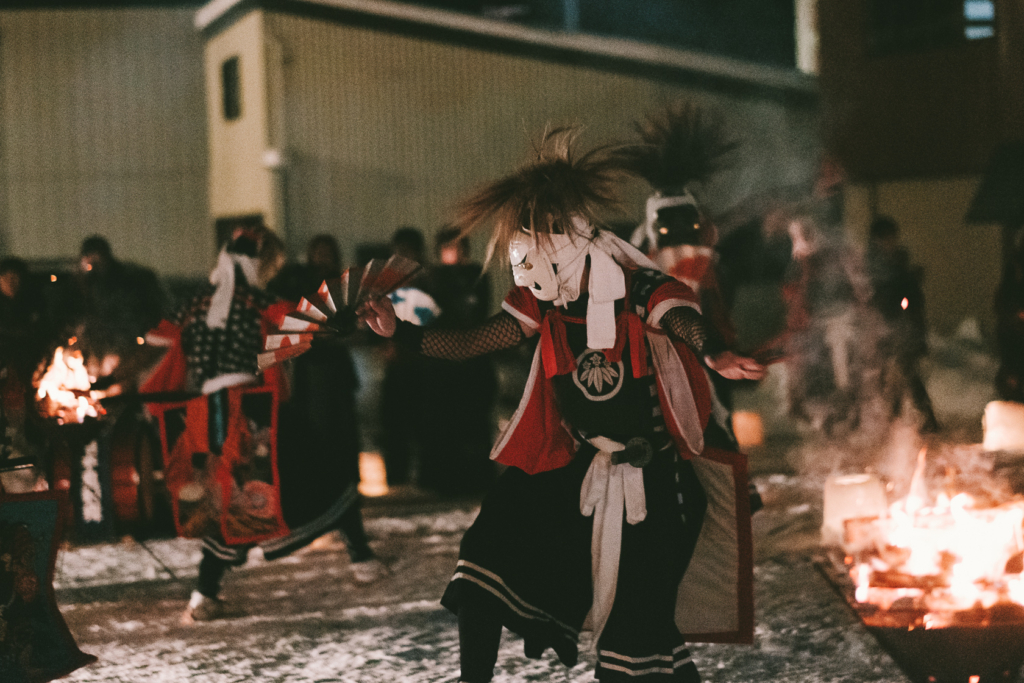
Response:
[631,192,699,250]
[206,248,260,330]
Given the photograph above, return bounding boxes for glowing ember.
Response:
[34,346,106,424]
[832,449,1024,627]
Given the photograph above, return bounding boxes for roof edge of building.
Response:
[195,0,816,96]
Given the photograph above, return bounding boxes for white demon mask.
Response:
[509,217,636,349]
[509,219,594,303]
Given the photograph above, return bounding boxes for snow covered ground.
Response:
[55,482,907,683]
[52,332,1003,682]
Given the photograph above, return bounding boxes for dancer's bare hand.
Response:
[362,297,397,338]
[706,351,765,380]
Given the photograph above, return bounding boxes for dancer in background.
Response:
[362,128,762,683]
[625,101,763,513]
[626,100,741,424]
[378,227,439,489]
[144,227,382,625]
[778,207,881,436]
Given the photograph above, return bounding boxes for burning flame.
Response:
[901,297,909,310]
[35,347,105,424]
[838,448,1024,626]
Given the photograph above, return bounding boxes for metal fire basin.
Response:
[816,551,1024,683]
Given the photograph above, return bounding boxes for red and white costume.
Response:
[440,257,753,682]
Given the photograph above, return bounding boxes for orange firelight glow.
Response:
[840,449,1024,625]
[34,347,105,424]
[901,297,909,310]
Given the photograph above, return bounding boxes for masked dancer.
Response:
[362,128,763,683]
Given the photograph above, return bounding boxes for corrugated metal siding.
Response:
[0,8,210,276]
[264,11,819,266]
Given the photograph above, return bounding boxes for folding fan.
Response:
[258,254,421,370]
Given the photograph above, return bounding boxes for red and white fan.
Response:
[258,254,421,370]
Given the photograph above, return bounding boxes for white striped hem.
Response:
[598,645,694,676]
[202,538,247,562]
[600,651,673,664]
[600,661,676,676]
[454,560,578,637]
[260,483,359,556]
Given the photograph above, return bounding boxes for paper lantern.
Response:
[982,401,1024,453]
[358,451,389,497]
[822,473,887,547]
[731,410,764,449]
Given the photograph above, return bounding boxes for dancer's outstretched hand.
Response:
[361,297,397,338]
[706,351,765,381]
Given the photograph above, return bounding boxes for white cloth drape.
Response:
[579,435,647,649]
[550,217,661,349]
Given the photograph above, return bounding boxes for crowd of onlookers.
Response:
[0,236,165,390]
[0,226,502,504]
[7,209,1024,506]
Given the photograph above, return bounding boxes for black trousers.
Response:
[443,449,707,682]
[197,502,373,598]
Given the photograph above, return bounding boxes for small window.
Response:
[868,0,995,54]
[963,0,995,40]
[221,56,241,121]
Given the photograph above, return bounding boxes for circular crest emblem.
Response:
[572,349,624,402]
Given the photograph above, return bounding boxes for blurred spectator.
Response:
[0,257,48,481]
[56,236,165,384]
[379,227,438,488]
[996,232,1024,404]
[866,216,938,433]
[427,227,490,327]
[778,210,881,436]
[266,234,373,579]
[268,232,372,557]
[391,226,425,263]
[417,228,497,497]
[0,258,47,379]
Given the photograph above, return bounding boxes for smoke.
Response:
[777,214,943,484]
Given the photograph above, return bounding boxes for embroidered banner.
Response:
[150,385,288,545]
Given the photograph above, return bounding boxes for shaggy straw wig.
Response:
[455,127,632,268]
[622,100,738,196]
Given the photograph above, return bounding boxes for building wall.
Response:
[0,8,209,277]
[204,10,280,232]
[845,179,1002,337]
[818,0,1004,180]
[248,9,819,271]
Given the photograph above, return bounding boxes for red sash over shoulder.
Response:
[492,275,712,473]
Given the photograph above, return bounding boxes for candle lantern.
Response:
[983,401,1024,453]
[821,473,887,547]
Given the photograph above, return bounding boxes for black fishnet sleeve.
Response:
[660,306,727,358]
[393,311,526,360]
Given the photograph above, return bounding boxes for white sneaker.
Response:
[181,590,225,624]
[350,558,389,584]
